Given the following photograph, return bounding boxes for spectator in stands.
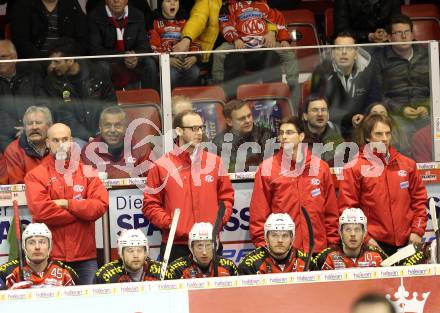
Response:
[166,223,238,279]
[143,110,234,262]
[333,0,401,43]
[0,40,45,152]
[24,123,109,284]
[94,229,161,283]
[302,95,344,165]
[172,95,193,119]
[212,99,275,173]
[373,14,430,135]
[5,106,51,184]
[338,114,427,256]
[351,294,396,313]
[9,0,87,58]
[0,223,79,289]
[44,38,116,144]
[150,0,200,87]
[249,116,339,253]
[219,0,281,98]
[88,0,158,90]
[311,32,380,140]
[412,125,433,163]
[81,106,151,179]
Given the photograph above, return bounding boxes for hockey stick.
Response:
[301,207,314,271]
[12,199,24,281]
[160,208,180,281]
[428,198,440,263]
[212,201,226,277]
[380,244,416,267]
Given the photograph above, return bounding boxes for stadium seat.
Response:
[324,8,334,43]
[401,4,440,40]
[236,82,293,135]
[297,0,334,15]
[116,89,162,145]
[281,9,322,73]
[172,86,227,140]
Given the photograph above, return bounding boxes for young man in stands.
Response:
[311,32,380,140]
[373,14,430,136]
[166,222,238,279]
[81,106,151,179]
[302,95,344,166]
[0,223,79,289]
[24,123,109,285]
[44,38,116,144]
[338,114,427,256]
[0,40,45,152]
[95,229,161,283]
[249,116,339,254]
[212,99,275,173]
[143,110,234,262]
[5,106,51,184]
[88,0,158,90]
[239,213,313,274]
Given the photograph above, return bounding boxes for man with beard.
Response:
[166,222,238,279]
[95,229,161,283]
[0,223,78,289]
[24,123,109,285]
[81,106,151,179]
[5,106,52,184]
[239,213,313,274]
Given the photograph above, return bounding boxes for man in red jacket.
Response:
[5,106,51,184]
[24,123,109,285]
[338,114,427,256]
[250,116,339,253]
[81,106,151,179]
[143,110,234,262]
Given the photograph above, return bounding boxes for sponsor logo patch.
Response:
[400,181,409,189]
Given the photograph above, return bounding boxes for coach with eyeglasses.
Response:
[143,109,234,262]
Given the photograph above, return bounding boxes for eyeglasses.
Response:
[180,125,206,132]
[391,30,412,37]
[101,123,125,130]
[333,46,356,53]
[193,242,213,251]
[279,130,298,136]
[308,108,328,114]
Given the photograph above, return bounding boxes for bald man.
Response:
[24,123,109,285]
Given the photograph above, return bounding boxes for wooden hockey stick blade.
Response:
[381,244,416,267]
[301,207,314,271]
[160,208,180,280]
[429,198,439,233]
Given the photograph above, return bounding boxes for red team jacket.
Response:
[143,147,234,245]
[220,0,278,48]
[24,155,109,262]
[316,245,387,270]
[338,146,427,247]
[250,149,340,252]
[150,18,201,53]
[80,136,152,179]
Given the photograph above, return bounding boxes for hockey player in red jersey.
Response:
[166,223,238,279]
[316,208,388,270]
[0,223,78,289]
[238,213,313,274]
[95,229,161,283]
[150,0,200,87]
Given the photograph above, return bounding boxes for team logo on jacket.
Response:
[73,185,84,192]
[311,178,320,186]
[205,175,214,183]
[126,156,137,164]
[398,170,407,177]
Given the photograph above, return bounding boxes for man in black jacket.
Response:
[9,0,87,58]
[88,0,158,90]
[0,40,46,152]
[44,38,116,143]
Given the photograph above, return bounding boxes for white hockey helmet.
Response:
[188,222,213,252]
[264,213,295,239]
[117,229,149,258]
[339,208,367,231]
[22,223,52,253]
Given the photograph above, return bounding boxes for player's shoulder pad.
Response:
[95,259,123,277]
[0,259,19,275]
[238,247,267,267]
[366,245,388,259]
[313,247,336,265]
[165,256,190,279]
[218,256,238,274]
[53,260,80,279]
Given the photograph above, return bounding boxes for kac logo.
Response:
[73,184,84,192]
[205,175,214,183]
[311,178,320,186]
[398,170,407,177]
